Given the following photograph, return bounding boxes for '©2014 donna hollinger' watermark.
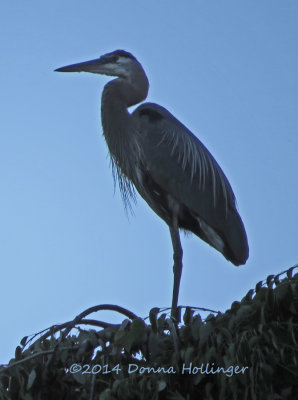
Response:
[66,362,249,377]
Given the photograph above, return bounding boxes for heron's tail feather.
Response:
[222,210,249,266]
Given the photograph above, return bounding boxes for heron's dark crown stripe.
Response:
[106,50,137,61]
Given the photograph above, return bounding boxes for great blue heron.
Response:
[56,50,249,317]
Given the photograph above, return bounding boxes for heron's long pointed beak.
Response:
[55,58,105,74]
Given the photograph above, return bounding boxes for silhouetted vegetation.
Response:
[1,266,298,399]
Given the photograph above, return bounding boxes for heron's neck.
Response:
[101,74,148,134]
[101,77,148,177]
[103,72,148,106]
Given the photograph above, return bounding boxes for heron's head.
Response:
[55,50,141,80]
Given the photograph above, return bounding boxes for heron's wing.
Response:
[132,102,248,265]
[134,103,236,225]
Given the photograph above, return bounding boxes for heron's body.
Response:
[56,50,249,316]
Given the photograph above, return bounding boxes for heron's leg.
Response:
[169,218,183,319]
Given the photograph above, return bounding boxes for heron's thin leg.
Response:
[169,217,183,319]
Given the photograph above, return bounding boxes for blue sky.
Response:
[1,1,297,363]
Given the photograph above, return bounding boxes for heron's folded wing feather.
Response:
[135,103,236,231]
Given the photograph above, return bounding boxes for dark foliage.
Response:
[1,266,298,400]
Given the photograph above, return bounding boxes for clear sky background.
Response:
[1,1,297,364]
